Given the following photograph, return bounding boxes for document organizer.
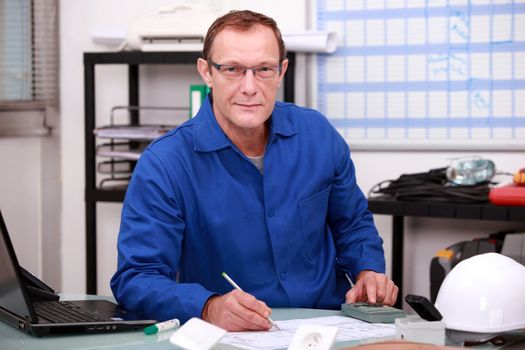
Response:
[93,105,185,140]
[93,105,185,189]
[96,141,146,161]
[97,159,133,175]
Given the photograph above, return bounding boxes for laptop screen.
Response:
[0,211,35,321]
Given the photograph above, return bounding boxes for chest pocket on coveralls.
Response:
[298,185,332,261]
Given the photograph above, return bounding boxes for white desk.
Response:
[1,295,524,349]
[0,306,384,349]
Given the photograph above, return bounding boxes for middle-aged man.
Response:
[111,10,398,332]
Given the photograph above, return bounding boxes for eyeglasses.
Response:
[208,60,282,80]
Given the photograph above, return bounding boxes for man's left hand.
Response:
[345,270,398,306]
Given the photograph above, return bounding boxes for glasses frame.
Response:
[208,60,282,80]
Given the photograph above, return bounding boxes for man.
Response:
[111,10,398,332]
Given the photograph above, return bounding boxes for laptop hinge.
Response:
[21,266,60,302]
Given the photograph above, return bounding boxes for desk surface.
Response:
[0,306,385,350]
[1,295,524,349]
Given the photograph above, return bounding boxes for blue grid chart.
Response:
[315,0,525,146]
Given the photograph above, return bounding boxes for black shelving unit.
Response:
[83,51,296,294]
[368,197,525,308]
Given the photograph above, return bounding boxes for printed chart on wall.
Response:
[313,0,525,149]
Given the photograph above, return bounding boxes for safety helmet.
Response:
[435,252,525,334]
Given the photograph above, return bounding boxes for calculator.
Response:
[341,302,406,323]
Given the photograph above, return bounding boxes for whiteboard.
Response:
[312,0,525,150]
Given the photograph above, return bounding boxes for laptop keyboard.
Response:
[34,301,108,323]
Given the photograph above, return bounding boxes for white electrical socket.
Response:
[287,324,339,350]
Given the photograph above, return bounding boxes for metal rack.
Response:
[83,51,296,293]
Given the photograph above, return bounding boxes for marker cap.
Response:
[144,324,159,335]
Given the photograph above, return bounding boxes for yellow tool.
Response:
[514,168,525,186]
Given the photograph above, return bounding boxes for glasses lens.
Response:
[255,66,279,79]
[219,65,245,78]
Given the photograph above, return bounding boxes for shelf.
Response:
[94,124,175,140]
[84,51,202,65]
[86,189,126,202]
[368,197,525,222]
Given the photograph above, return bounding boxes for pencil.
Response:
[221,272,280,330]
[345,273,355,288]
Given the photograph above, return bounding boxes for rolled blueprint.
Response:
[283,31,338,53]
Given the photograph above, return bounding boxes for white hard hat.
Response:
[435,252,525,334]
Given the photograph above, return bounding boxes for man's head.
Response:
[197,10,288,148]
[202,10,286,65]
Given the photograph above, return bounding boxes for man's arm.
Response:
[327,129,398,305]
[110,150,214,322]
[111,149,282,328]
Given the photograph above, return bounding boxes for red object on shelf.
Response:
[489,184,525,206]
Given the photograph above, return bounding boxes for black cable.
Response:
[368,167,490,204]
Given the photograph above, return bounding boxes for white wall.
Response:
[0,138,42,273]
[53,0,525,308]
[0,133,61,289]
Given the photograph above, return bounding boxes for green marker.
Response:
[144,318,180,335]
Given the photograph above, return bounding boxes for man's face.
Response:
[197,25,288,136]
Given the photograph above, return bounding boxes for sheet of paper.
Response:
[217,315,395,350]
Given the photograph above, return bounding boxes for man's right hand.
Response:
[201,289,273,331]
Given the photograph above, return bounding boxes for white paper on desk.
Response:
[283,31,338,53]
[217,315,395,350]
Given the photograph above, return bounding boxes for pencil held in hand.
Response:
[221,272,280,330]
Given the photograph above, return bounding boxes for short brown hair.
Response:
[202,10,286,63]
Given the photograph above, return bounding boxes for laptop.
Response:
[0,210,156,337]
